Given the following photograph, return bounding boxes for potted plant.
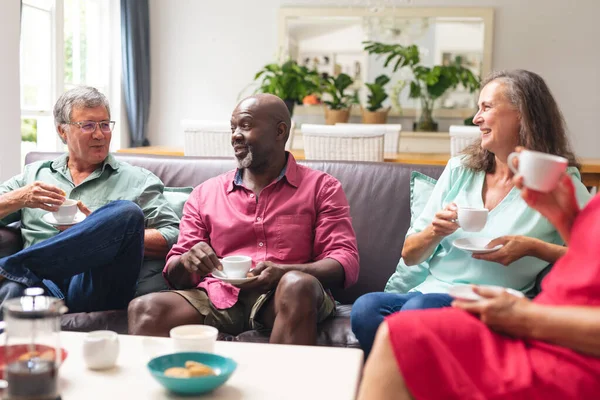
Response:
[252,60,321,116]
[322,73,356,125]
[363,41,480,131]
[362,74,391,124]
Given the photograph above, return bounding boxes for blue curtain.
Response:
[120,0,151,147]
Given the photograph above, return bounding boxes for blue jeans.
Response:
[350,292,453,357]
[0,200,144,313]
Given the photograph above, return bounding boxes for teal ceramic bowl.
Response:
[147,352,237,395]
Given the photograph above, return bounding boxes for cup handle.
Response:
[507,152,520,175]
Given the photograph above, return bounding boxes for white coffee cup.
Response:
[52,199,78,224]
[220,255,252,278]
[83,330,119,370]
[507,150,568,193]
[457,207,489,232]
[169,325,218,353]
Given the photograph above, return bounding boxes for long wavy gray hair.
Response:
[462,70,579,172]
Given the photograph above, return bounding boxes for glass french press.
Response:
[2,288,67,400]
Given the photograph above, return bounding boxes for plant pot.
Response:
[324,107,350,125]
[284,99,296,117]
[413,120,439,132]
[361,107,390,124]
[413,98,438,132]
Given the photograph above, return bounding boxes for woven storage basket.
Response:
[336,123,401,153]
[182,120,232,157]
[449,125,480,156]
[301,124,385,162]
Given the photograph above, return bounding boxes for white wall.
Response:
[0,0,22,180]
[148,0,600,157]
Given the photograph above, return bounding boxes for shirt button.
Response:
[258,242,264,247]
[249,194,255,198]
[256,217,262,222]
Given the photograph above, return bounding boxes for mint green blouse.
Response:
[385,156,592,295]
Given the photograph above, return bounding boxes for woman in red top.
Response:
[357,158,600,400]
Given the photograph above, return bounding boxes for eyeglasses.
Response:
[68,120,115,134]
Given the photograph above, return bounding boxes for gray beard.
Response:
[236,151,253,169]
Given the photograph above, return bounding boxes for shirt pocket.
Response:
[275,215,314,261]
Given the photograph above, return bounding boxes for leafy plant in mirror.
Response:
[363,41,480,131]
[322,73,356,110]
[253,60,321,115]
[365,74,390,111]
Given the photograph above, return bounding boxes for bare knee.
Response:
[275,271,322,317]
[128,293,172,336]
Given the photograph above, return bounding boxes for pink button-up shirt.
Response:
[164,154,360,309]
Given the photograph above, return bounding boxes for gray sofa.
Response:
[0,152,445,347]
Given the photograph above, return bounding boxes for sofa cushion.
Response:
[135,259,169,297]
[0,225,22,258]
[410,171,438,226]
[163,186,193,218]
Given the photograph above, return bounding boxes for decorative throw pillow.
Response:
[163,187,194,218]
[384,171,438,294]
[409,171,438,227]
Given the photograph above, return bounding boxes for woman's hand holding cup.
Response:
[431,202,460,238]
[511,147,579,243]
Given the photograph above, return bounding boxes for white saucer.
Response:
[449,284,525,301]
[212,275,258,285]
[452,237,503,254]
[42,211,86,227]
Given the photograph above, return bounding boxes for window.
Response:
[20,0,116,166]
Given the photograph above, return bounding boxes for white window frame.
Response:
[20,0,122,154]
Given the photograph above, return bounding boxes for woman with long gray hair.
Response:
[351,70,592,356]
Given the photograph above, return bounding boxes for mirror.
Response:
[279,7,494,118]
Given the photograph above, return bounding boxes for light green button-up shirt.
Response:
[385,156,592,295]
[0,154,180,249]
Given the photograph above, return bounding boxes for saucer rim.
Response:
[449,284,525,301]
[212,275,258,285]
[42,211,86,226]
[452,237,503,253]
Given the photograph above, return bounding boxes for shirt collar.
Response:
[50,153,120,173]
[227,151,299,193]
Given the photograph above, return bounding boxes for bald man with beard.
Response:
[128,94,359,345]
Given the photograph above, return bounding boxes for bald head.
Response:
[233,94,291,141]
[230,94,291,170]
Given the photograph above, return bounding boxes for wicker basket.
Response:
[301,124,385,162]
[449,125,480,156]
[182,120,232,157]
[336,123,401,153]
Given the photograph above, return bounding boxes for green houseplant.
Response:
[363,74,391,124]
[363,41,480,131]
[321,73,356,124]
[253,60,321,116]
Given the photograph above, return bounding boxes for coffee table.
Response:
[53,332,363,399]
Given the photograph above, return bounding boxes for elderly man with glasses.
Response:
[0,86,180,313]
